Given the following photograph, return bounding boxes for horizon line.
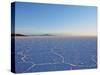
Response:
[11,33,97,37]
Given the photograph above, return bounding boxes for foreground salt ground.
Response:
[15,36,97,73]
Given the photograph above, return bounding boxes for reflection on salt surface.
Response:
[15,36,97,73]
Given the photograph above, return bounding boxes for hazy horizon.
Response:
[14,2,97,36]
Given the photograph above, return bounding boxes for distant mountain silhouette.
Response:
[11,34,27,36]
[11,33,55,37]
[31,34,54,36]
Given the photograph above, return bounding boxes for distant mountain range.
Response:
[11,33,55,36]
[11,34,27,36]
[30,34,54,36]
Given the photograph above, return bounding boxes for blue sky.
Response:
[15,2,97,36]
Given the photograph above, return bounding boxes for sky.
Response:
[14,2,97,36]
